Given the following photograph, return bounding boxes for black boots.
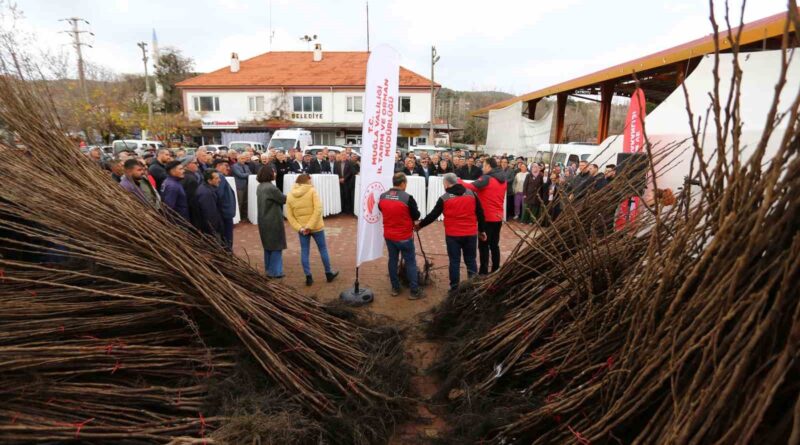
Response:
[326,270,339,282]
[306,272,337,285]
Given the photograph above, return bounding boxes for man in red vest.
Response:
[379,173,423,299]
[463,157,506,275]
[416,173,486,292]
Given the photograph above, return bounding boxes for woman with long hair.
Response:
[285,174,339,286]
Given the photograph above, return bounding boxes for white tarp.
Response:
[601,50,800,194]
[486,101,553,156]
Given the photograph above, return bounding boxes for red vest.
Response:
[379,189,414,241]
[442,190,478,236]
[465,176,505,222]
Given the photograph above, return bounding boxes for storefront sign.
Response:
[399,128,422,137]
[290,112,324,120]
[201,119,238,129]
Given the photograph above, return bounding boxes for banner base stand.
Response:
[339,286,374,306]
[340,268,374,306]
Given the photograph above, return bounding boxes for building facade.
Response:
[177,49,445,148]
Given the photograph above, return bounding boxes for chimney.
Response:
[313,43,322,62]
[230,52,240,73]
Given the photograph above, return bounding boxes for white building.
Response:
[177,47,445,148]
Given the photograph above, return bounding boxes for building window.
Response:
[312,131,336,145]
[399,96,411,113]
[293,96,322,113]
[346,96,363,112]
[248,96,265,112]
[193,96,220,112]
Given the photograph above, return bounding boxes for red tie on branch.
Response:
[54,417,94,439]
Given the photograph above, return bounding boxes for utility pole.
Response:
[137,41,153,132]
[366,1,370,52]
[59,17,93,104]
[429,46,440,145]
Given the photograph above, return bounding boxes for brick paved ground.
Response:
[233,215,527,443]
[233,215,522,317]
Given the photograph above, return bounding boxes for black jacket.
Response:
[309,159,332,174]
[457,165,481,180]
[289,160,304,173]
[419,183,486,232]
[271,160,292,191]
[148,161,168,193]
[192,183,223,237]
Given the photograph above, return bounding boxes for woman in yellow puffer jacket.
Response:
[286,174,339,286]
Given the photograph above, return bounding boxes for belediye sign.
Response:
[290,112,324,120]
[201,119,238,129]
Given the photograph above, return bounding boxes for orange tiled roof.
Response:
[176,51,436,89]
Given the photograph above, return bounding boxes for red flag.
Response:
[615,88,647,230]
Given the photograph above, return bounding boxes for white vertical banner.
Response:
[356,45,400,266]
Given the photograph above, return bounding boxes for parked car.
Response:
[199,144,227,153]
[228,141,265,153]
[111,139,166,156]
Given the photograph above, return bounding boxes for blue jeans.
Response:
[386,238,418,291]
[264,250,283,277]
[445,235,478,290]
[299,230,332,276]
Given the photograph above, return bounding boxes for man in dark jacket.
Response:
[192,169,224,243]
[148,149,172,193]
[334,153,357,215]
[180,156,202,226]
[416,173,486,291]
[289,152,304,173]
[161,160,190,222]
[309,151,332,174]
[213,159,237,250]
[500,157,516,220]
[271,152,293,193]
[463,158,506,275]
[379,173,423,299]
[231,154,251,219]
[457,157,481,180]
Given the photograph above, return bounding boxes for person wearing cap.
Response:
[379,172,423,299]
[213,159,237,250]
[161,160,190,222]
[179,156,202,225]
[192,169,224,244]
[231,154,251,220]
[416,172,487,291]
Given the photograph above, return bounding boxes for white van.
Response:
[228,141,265,153]
[268,129,312,151]
[111,139,166,156]
[409,144,449,157]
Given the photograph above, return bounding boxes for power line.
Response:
[59,17,93,104]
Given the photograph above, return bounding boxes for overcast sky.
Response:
[13,0,790,94]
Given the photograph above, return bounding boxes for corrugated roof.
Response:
[473,10,796,116]
[176,51,437,88]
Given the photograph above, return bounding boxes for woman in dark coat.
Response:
[256,166,287,278]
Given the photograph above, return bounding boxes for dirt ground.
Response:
[233,215,522,443]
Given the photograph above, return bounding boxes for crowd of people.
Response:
[93,144,620,297]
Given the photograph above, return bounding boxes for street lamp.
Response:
[429,46,440,145]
